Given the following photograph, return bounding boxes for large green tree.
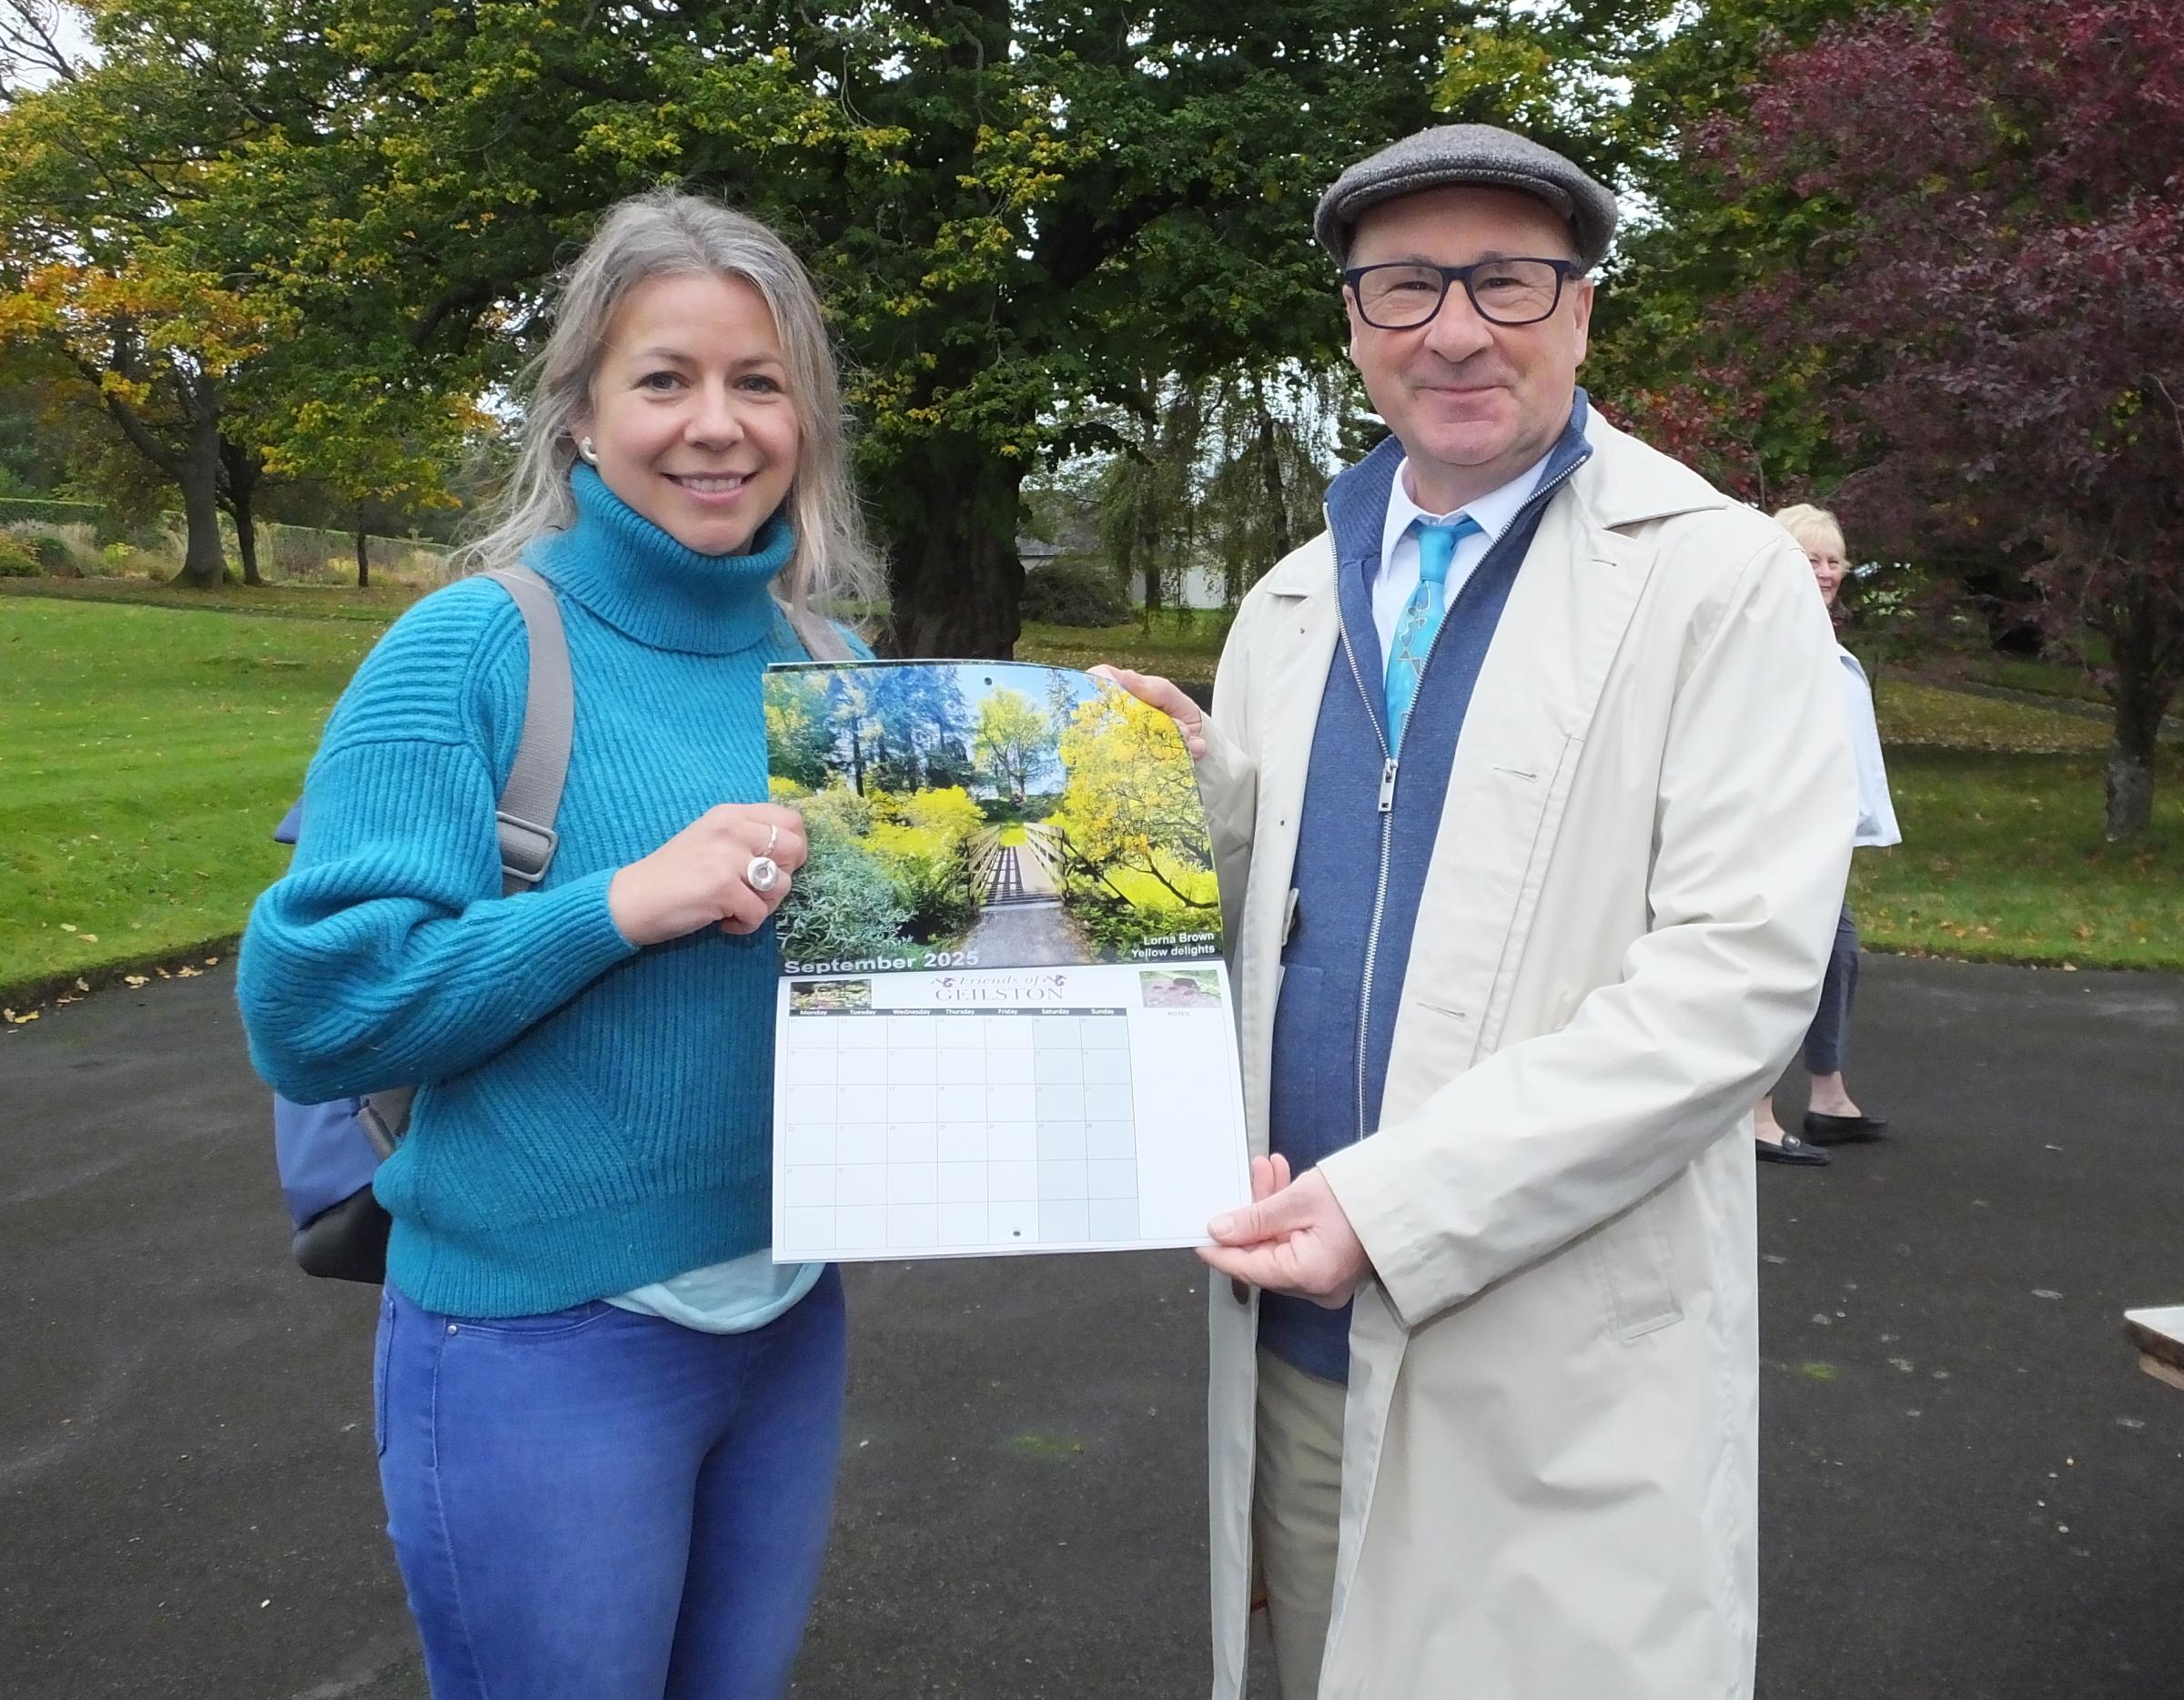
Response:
[0,0,478,584]
[0,1,279,583]
[128,0,1454,651]
[1082,363,1347,620]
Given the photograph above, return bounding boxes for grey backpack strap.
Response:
[356,1088,412,1159]
[483,563,573,894]
[354,565,573,1155]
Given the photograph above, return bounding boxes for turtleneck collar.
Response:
[529,464,794,655]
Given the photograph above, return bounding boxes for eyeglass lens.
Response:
[1355,260,1564,329]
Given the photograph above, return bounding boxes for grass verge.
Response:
[1857,681,2183,970]
[1015,613,1226,678]
[1,598,379,1007]
[1,572,423,625]
[1853,744,2182,971]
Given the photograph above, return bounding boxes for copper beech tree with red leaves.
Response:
[1703,0,2184,840]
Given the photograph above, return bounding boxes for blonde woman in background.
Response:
[1754,502,1903,1167]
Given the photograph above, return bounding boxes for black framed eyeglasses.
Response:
[1342,258,1583,329]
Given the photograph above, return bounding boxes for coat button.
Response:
[1230,1278,1250,1306]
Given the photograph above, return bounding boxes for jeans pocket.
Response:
[372,1292,396,1458]
[455,1300,619,1342]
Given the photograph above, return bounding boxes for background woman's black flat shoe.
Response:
[1756,1133,1831,1166]
[1803,1111,1888,1145]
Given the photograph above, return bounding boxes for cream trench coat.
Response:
[1191,414,1855,1700]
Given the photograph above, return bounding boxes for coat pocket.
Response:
[1587,1189,1684,1344]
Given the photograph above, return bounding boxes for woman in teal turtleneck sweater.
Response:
[238,191,880,1700]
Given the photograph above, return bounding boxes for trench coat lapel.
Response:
[1380,487,1657,1118]
[1235,540,1342,1153]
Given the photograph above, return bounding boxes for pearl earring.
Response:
[578,436,598,463]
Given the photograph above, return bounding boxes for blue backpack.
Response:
[269,564,573,1282]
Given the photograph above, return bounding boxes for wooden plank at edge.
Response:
[2123,1307,2184,1375]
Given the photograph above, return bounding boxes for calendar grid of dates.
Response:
[776,1007,1141,1256]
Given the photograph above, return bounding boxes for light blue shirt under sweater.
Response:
[238,466,832,1319]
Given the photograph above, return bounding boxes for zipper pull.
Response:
[1378,757,1399,814]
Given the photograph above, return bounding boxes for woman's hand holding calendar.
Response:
[609,804,809,946]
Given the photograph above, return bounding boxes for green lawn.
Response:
[0,581,1234,674]
[1875,678,2115,755]
[1,571,427,625]
[1855,680,2184,970]
[2,592,2178,1007]
[1853,749,2183,970]
[1015,613,1227,677]
[1,598,378,1005]
[1955,653,2112,706]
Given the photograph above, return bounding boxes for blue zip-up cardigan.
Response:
[1260,396,1595,1381]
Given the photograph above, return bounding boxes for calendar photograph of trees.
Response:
[764,661,1222,973]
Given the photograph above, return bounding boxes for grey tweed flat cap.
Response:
[1315,124,1618,269]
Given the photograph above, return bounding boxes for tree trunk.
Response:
[880,436,1026,658]
[235,501,262,586]
[355,505,371,590]
[2098,591,2179,842]
[2101,657,2168,843]
[93,359,226,589]
[2105,722,2158,842]
[219,439,265,586]
[1138,491,1164,632]
[1257,407,1292,563]
[167,424,228,588]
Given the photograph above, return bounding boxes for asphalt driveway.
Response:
[3,954,2179,1698]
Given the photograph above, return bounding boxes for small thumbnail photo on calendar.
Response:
[1139,968,1222,1008]
[789,979,873,1014]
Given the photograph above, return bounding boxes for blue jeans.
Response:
[374,1266,846,1700]
[1802,903,1860,1077]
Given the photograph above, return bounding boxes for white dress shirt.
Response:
[1372,451,1556,663]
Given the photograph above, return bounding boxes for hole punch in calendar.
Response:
[765,661,1249,1262]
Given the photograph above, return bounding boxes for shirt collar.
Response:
[1377,450,1555,582]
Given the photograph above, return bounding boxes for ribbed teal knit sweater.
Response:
[238,468,829,1317]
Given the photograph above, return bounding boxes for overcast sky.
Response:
[7,3,97,91]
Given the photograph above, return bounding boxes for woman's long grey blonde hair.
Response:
[458,190,881,659]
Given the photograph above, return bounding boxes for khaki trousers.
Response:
[1251,1346,1347,1700]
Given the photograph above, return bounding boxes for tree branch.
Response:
[409,278,501,349]
[0,0,81,89]
[2149,373,2184,460]
[1122,851,1218,907]
[89,375,185,480]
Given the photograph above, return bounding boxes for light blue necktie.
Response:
[1385,515,1481,754]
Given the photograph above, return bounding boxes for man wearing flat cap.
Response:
[1101,125,1853,1699]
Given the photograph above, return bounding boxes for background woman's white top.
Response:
[1838,647,1902,849]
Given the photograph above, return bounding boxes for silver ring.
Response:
[762,822,779,856]
[745,855,780,894]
